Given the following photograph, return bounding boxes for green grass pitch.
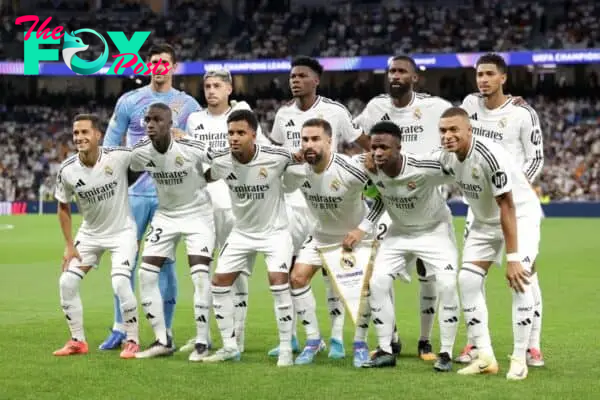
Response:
[1,215,599,400]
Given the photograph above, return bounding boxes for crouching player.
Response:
[53,114,139,358]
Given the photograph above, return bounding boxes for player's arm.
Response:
[519,108,544,183]
[282,164,305,193]
[487,158,529,293]
[104,96,131,146]
[54,171,81,270]
[411,152,455,185]
[127,148,146,185]
[339,109,370,151]
[267,111,285,146]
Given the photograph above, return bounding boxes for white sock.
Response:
[354,289,370,343]
[233,273,249,347]
[369,273,395,354]
[271,283,293,352]
[112,323,125,333]
[211,285,237,349]
[458,264,494,359]
[419,275,437,342]
[111,271,138,344]
[389,287,399,343]
[59,269,85,341]
[512,286,535,360]
[139,263,167,345]
[437,273,459,356]
[322,272,344,342]
[291,285,320,340]
[191,265,211,346]
[528,272,543,350]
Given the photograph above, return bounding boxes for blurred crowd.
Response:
[1,95,598,202]
[0,0,598,61]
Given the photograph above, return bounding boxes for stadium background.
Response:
[0,0,599,399]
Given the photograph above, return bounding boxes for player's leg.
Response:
[54,236,97,356]
[363,235,409,369]
[506,216,540,380]
[202,230,250,363]
[136,214,177,359]
[291,235,326,365]
[416,257,438,361]
[527,260,544,366]
[183,213,216,362]
[109,229,141,359]
[456,222,502,375]
[101,194,149,350]
[321,267,345,359]
[263,231,295,367]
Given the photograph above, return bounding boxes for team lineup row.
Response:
[52,48,545,381]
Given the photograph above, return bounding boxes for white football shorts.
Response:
[372,219,458,283]
[142,210,215,260]
[287,204,312,256]
[214,208,234,249]
[216,228,293,275]
[68,227,138,273]
[462,214,541,270]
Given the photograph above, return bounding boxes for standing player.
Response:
[282,119,385,367]
[435,107,542,380]
[129,104,216,361]
[356,121,459,371]
[353,55,453,360]
[53,114,139,359]
[267,56,371,358]
[200,110,297,367]
[102,43,202,350]
[458,53,545,367]
[180,69,271,353]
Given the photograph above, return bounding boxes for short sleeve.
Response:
[269,111,286,145]
[337,107,362,144]
[129,148,146,172]
[54,169,72,203]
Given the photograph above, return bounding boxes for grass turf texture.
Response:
[0,215,599,400]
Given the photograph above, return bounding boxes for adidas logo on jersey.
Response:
[226,173,237,180]
[381,113,391,121]
[75,179,86,188]
[470,113,478,120]
[195,123,204,130]
[146,160,156,167]
[121,260,130,266]
[285,119,295,127]
[302,181,311,189]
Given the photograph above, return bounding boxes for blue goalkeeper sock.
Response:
[159,259,178,332]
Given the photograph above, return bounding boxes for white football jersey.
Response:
[271,96,362,207]
[130,137,213,218]
[284,153,384,241]
[354,92,452,153]
[434,137,542,224]
[185,101,269,210]
[355,153,453,234]
[461,94,544,183]
[209,145,296,236]
[55,147,135,236]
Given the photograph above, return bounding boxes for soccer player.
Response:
[129,104,216,361]
[200,110,297,367]
[53,114,139,359]
[458,53,545,367]
[102,43,202,350]
[180,69,271,353]
[435,107,542,380]
[353,55,453,360]
[267,56,371,358]
[282,118,385,367]
[356,121,459,371]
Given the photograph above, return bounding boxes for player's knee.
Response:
[111,273,132,298]
[369,272,392,296]
[290,268,310,289]
[458,265,484,294]
[436,273,457,296]
[139,264,161,287]
[59,271,81,297]
[233,273,249,295]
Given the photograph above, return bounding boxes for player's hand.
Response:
[171,128,186,139]
[511,96,528,106]
[363,152,376,174]
[292,151,305,163]
[342,229,366,251]
[62,245,81,271]
[506,261,530,293]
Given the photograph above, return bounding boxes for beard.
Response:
[389,81,411,98]
[304,149,323,165]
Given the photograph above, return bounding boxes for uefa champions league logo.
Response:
[15,15,172,76]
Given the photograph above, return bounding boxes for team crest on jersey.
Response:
[340,252,356,270]
[407,181,417,190]
[413,108,422,120]
[330,178,342,191]
[498,117,507,128]
[471,168,480,180]
[175,155,185,167]
[104,166,113,176]
[258,167,268,179]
